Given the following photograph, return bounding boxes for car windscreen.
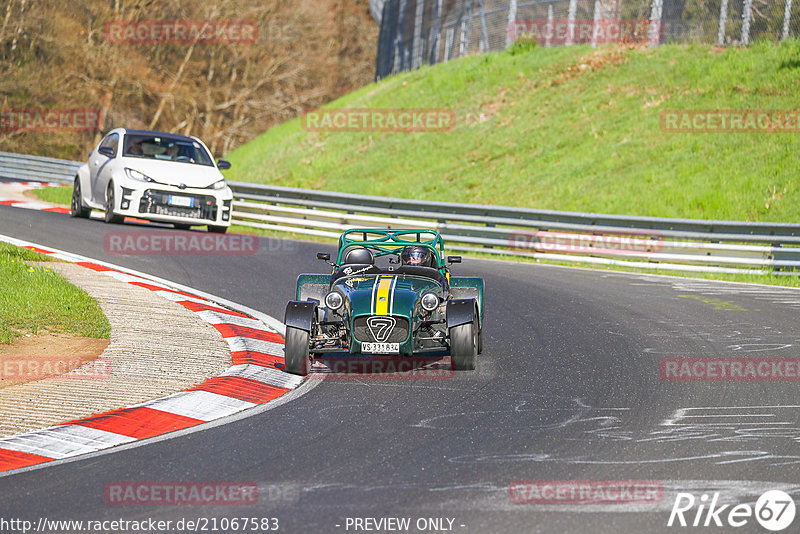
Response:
[122,134,214,166]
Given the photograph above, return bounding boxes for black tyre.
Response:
[70,178,91,218]
[174,223,192,231]
[104,182,123,224]
[208,225,227,234]
[284,326,313,376]
[449,320,477,371]
[477,325,483,355]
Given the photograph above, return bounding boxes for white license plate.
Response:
[168,195,194,207]
[361,342,400,354]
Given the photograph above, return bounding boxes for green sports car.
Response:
[283,229,484,376]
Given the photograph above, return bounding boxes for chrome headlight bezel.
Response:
[420,292,439,312]
[324,291,344,311]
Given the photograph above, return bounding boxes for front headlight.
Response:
[208,179,227,190]
[125,168,154,182]
[420,292,439,312]
[325,291,344,311]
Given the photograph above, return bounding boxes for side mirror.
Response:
[447,256,462,264]
[317,252,330,261]
[98,146,115,158]
[217,160,231,170]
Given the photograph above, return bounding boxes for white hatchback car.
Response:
[72,128,234,233]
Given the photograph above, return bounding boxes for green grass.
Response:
[225,39,800,223]
[0,242,110,344]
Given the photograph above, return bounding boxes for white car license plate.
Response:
[168,195,194,207]
[361,342,400,354]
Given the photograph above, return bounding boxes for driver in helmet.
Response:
[400,246,434,268]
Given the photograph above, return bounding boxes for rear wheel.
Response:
[70,178,91,218]
[208,225,227,234]
[104,182,123,224]
[450,319,477,371]
[284,326,313,376]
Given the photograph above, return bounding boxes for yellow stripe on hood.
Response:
[374,275,394,315]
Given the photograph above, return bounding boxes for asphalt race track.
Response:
[1,205,799,533]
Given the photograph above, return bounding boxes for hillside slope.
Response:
[226,40,800,222]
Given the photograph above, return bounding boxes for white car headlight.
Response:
[125,168,154,182]
[325,291,344,311]
[420,292,439,312]
[208,179,227,190]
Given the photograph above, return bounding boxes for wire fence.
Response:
[376,0,800,78]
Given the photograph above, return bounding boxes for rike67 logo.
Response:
[668,490,796,531]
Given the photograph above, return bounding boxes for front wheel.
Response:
[104,182,123,224]
[449,320,477,371]
[70,178,91,218]
[284,326,313,376]
[208,225,227,234]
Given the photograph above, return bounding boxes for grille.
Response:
[139,190,217,220]
[353,316,410,343]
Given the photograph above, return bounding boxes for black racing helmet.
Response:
[400,246,434,267]
[343,246,374,265]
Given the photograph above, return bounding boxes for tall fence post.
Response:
[478,0,489,52]
[717,0,729,45]
[741,0,753,45]
[566,0,578,45]
[782,0,793,40]
[591,0,600,48]
[429,0,442,63]
[459,0,473,57]
[546,4,554,47]
[393,0,408,74]
[506,0,518,47]
[649,0,663,47]
[412,0,425,68]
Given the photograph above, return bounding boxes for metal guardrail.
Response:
[1,151,799,275]
[0,152,79,185]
